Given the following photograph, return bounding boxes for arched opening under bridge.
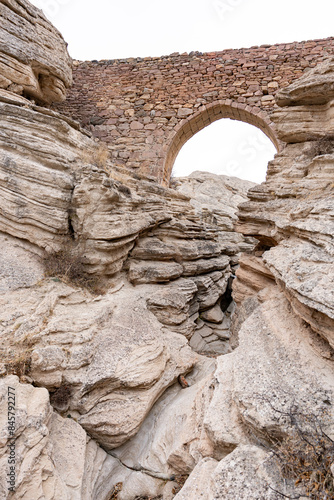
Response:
[162,101,281,185]
[172,119,277,184]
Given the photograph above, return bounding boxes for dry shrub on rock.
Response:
[268,404,334,499]
[309,136,334,157]
[43,238,103,294]
[1,348,31,380]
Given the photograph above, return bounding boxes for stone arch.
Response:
[162,100,281,185]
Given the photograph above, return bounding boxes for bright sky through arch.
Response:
[172,120,277,184]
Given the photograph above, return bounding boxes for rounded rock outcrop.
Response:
[0,0,72,103]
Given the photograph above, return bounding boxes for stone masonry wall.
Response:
[54,37,334,184]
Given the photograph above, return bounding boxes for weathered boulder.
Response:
[264,239,334,348]
[112,358,217,499]
[276,57,334,107]
[236,59,334,354]
[174,446,284,500]
[0,274,197,450]
[0,0,72,103]
[200,304,224,324]
[173,171,256,255]
[0,375,118,500]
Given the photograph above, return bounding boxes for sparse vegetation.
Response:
[0,327,36,381]
[43,238,104,295]
[172,475,189,495]
[309,136,334,157]
[133,497,162,500]
[1,347,32,380]
[93,142,110,168]
[108,483,123,500]
[259,402,334,499]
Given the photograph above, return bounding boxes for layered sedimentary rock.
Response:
[1,3,334,498]
[235,57,334,351]
[0,94,90,251]
[0,242,196,451]
[0,91,253,285]
[0,90,255,498]
[0,49,255,499]
[275,56,334,107]
[0,0,72,102]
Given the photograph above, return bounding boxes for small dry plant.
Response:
[108,483,123,500]
[172,475,189,495]
[309,136,334,157]
[43,238,103,295]
[0,328,36,380]
[1,347,32,380]
[267,404,334,499]
[133,497,162,500]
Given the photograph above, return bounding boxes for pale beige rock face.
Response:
[232,253,276,306]
[1,11,334,498]
[271,100,334,143]
[236,61,334,351]
[0,0,72,103]
[175,291,334,499]
[264,239,334,347]
[173,457,218,500]
[176,444,295,500]
[174,447,283,500]
[0,375,118,500]
[112,358,217,500]
[173,171,256,255]
[205,291,334,449]
[0,93,93,253]
[0,276,197,450]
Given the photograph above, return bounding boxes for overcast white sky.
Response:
[30,0,334,183]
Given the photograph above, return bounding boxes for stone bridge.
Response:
[56,37,334,184]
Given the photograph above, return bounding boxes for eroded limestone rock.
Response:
[0,0,72,103]
[236,59,334,354]
[0,375,118,500]
[175,289,334,499]
[2,6,334,497]
[174,446,284,500]
[0,275,197,450]
[276,57,334,107]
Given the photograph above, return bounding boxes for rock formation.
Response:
[0,375,118,499]
[0,0,72,103]
[0,2,334,499]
